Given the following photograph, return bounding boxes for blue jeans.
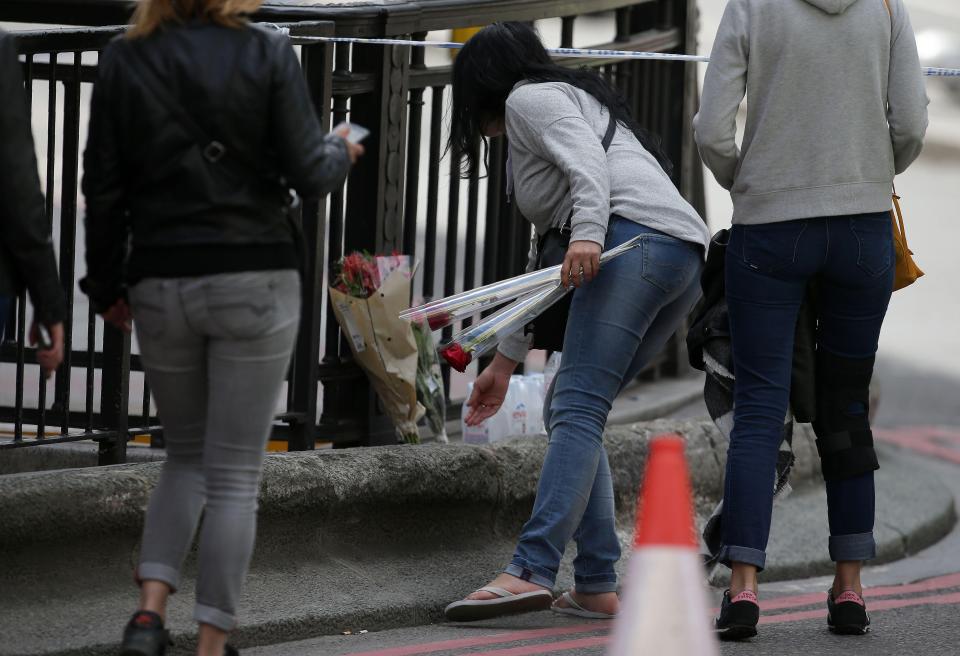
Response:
[722,213,894,570]
[505,217,703,593]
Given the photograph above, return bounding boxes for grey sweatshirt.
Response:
[694,0,929,225]
[497,81,710,363]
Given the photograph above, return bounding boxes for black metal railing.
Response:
[0,0,705,461]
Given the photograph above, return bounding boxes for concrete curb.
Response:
[0,419,817,655]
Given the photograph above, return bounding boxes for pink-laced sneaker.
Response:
[828,589,870,635]
[715,589,759,640]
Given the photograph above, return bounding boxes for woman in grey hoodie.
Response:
[442,22,710,622]
[695,0,927,639]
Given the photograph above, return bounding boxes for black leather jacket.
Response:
[81,21,350,311]
[0,30,66,325]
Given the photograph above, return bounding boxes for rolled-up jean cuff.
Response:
[505,560,555,591]
[829,532,876,562]
[719,545,766,571]
[137,562,180,593]
[573,576,618,594]
[195,603,236,632]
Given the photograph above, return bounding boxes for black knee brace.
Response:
[811,350,880,482]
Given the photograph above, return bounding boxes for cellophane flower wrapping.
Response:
[329,253,424,444]
[400,265,565,333]
[439,284,570,372]
[411,320,448,443]
[401,233,647,334]
[431,234,649,372]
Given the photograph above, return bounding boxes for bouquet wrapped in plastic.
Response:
[411,320,449,443]
[330,252,424,443]
[399,265,566,332]
[403,235,647,372]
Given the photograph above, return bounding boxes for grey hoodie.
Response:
[694,0,928,224]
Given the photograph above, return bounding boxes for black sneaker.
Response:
[224,645,240,656]
[828,589,870,635]
[120,611,171,656]
[715,589,760,640]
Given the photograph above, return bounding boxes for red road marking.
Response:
[759,571,960,611]
[903,426,960,442]
[340,623,603,656]
[344,580,960,655]
[761,591,960,625]
[875,428,960,465]
[467,635,609,656]
[470,592,960,654]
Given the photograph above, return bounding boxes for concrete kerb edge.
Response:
[0,419,823,549]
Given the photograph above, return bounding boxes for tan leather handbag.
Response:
[883,0,924,291]
[890,186,924,290]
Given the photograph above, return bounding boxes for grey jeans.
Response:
[129,271,301,631]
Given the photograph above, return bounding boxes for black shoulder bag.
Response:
[524,112,618,352]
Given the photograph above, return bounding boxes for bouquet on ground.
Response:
[403,235,647,372]
[329,252,424,443]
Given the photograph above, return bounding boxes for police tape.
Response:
[281,33,960,78]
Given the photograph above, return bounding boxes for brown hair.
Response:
[129,0,263,39]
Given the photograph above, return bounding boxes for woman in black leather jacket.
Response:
[81,2,361,654]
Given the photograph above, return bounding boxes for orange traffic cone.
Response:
[608,434,720,655]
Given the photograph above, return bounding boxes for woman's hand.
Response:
[101,299,132,334]
[464,353,519,426]
[561,240,602,289]
[334,125,366,165]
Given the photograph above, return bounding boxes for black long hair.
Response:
[449,21,673,180]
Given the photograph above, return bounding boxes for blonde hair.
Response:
[129,0,263,39]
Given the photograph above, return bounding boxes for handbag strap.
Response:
[556,112,619,234]
[600,111,618,151]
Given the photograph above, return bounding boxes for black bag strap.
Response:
[125,45,268,184]
[601,111,617,152]
[557,111,618,234]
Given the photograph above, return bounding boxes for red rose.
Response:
[428,312,453,331]
[440,342,472,372]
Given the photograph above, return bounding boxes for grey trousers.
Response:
[129,271,301,631]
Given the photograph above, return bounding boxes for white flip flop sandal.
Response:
[444,586,554,622]
[551,591,616,620]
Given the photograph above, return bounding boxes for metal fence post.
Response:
[287,39,335,452]
[98,325,130,465]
